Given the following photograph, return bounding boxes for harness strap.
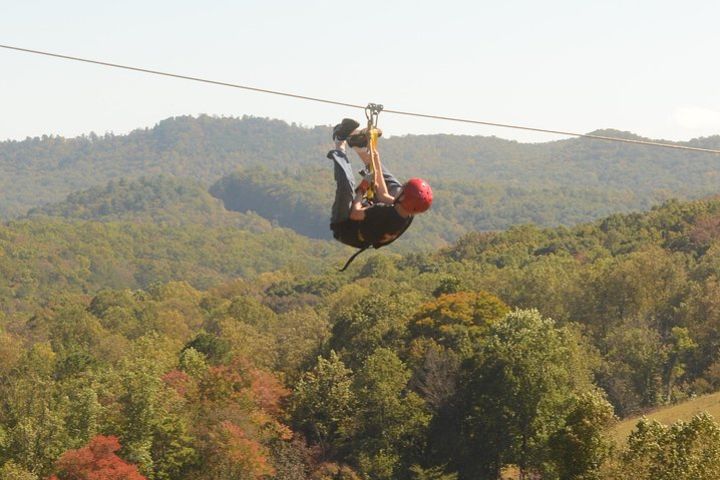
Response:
[339,246,369,272]
[363,103,383,203]
[364,121,377,202]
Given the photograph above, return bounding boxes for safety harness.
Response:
[339,103,391,272]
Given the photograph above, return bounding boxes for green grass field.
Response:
[610,391,720,444]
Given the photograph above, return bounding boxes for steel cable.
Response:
[2,43,719,155]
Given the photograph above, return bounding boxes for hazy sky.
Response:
[2,0,720,143]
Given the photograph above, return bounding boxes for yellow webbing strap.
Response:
[362,102,383,204]
[364,120,378,202]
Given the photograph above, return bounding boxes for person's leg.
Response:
[351,146,403,197]
[327,148,356,224]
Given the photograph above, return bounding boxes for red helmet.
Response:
[399,178,433,214]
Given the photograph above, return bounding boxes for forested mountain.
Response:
[4,115,720,241]
[210,167,660,248]
[0,116,329,218]
[28,166,653,250]
[26,175,270,229]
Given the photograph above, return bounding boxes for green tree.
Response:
[352,348,430,480]
[291,352,356,458]
[116,355,196,480]
[617,413,720,480]
[409,465,458,480]
[0,460,39,480]
[549,390,616,480]
[1,343,69,477]
[274,307,330,381]
[599,325,666,415]
[328,291,420,370]
[118,363,162,474]
[453,309,593,479]
[664,326,697,402]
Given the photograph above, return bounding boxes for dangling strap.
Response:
[339,246,369,272]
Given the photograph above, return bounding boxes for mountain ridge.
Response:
[4,115,720,243]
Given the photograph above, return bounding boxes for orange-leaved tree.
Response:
[49,435,146,480]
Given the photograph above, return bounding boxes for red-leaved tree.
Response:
[49,435,146,480]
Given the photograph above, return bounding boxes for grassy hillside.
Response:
[610,391,720,444]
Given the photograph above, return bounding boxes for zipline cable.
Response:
[0,44,364,110]
[2,43,720,155]
[381,108,720,154]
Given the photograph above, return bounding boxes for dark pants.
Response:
[327,149,403,224]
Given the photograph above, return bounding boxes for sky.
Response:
[2,0,720,143]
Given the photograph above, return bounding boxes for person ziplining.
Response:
[327,105,433,270]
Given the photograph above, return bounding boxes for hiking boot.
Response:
[347,127,383,148]
[332,118,361,141]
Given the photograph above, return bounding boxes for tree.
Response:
[274,307,330,381]
[202,421,275,480]
[590,248,687,335]
[599,325,666,415]
[225,296,278,332]
[617,413,720,480]
[113,352,197,480]
[50,435,146,480]
[548,390,616,480]
[409,291,508,355]
[409,465,458,480]
[328,291,421,370]
[0,330,23,377]
[352,348,430,480]
[117,363,162,474]
[663,326,697,402]
[1,343,69,478]
[452,309,593,479]
[291,352,356,458]
[0,461,39,480]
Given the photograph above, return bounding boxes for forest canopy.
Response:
[5,117,720,478]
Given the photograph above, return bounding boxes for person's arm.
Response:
[354,147,396,205]
[371,150,396,204]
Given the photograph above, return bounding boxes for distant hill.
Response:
[4,115,720,244]
[26,162,661,251]
[0,115,329,217]
[26,175,272,231]
[209,167,672,249]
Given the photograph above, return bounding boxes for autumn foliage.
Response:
[204,421,275,479]
[49,436,146,480]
